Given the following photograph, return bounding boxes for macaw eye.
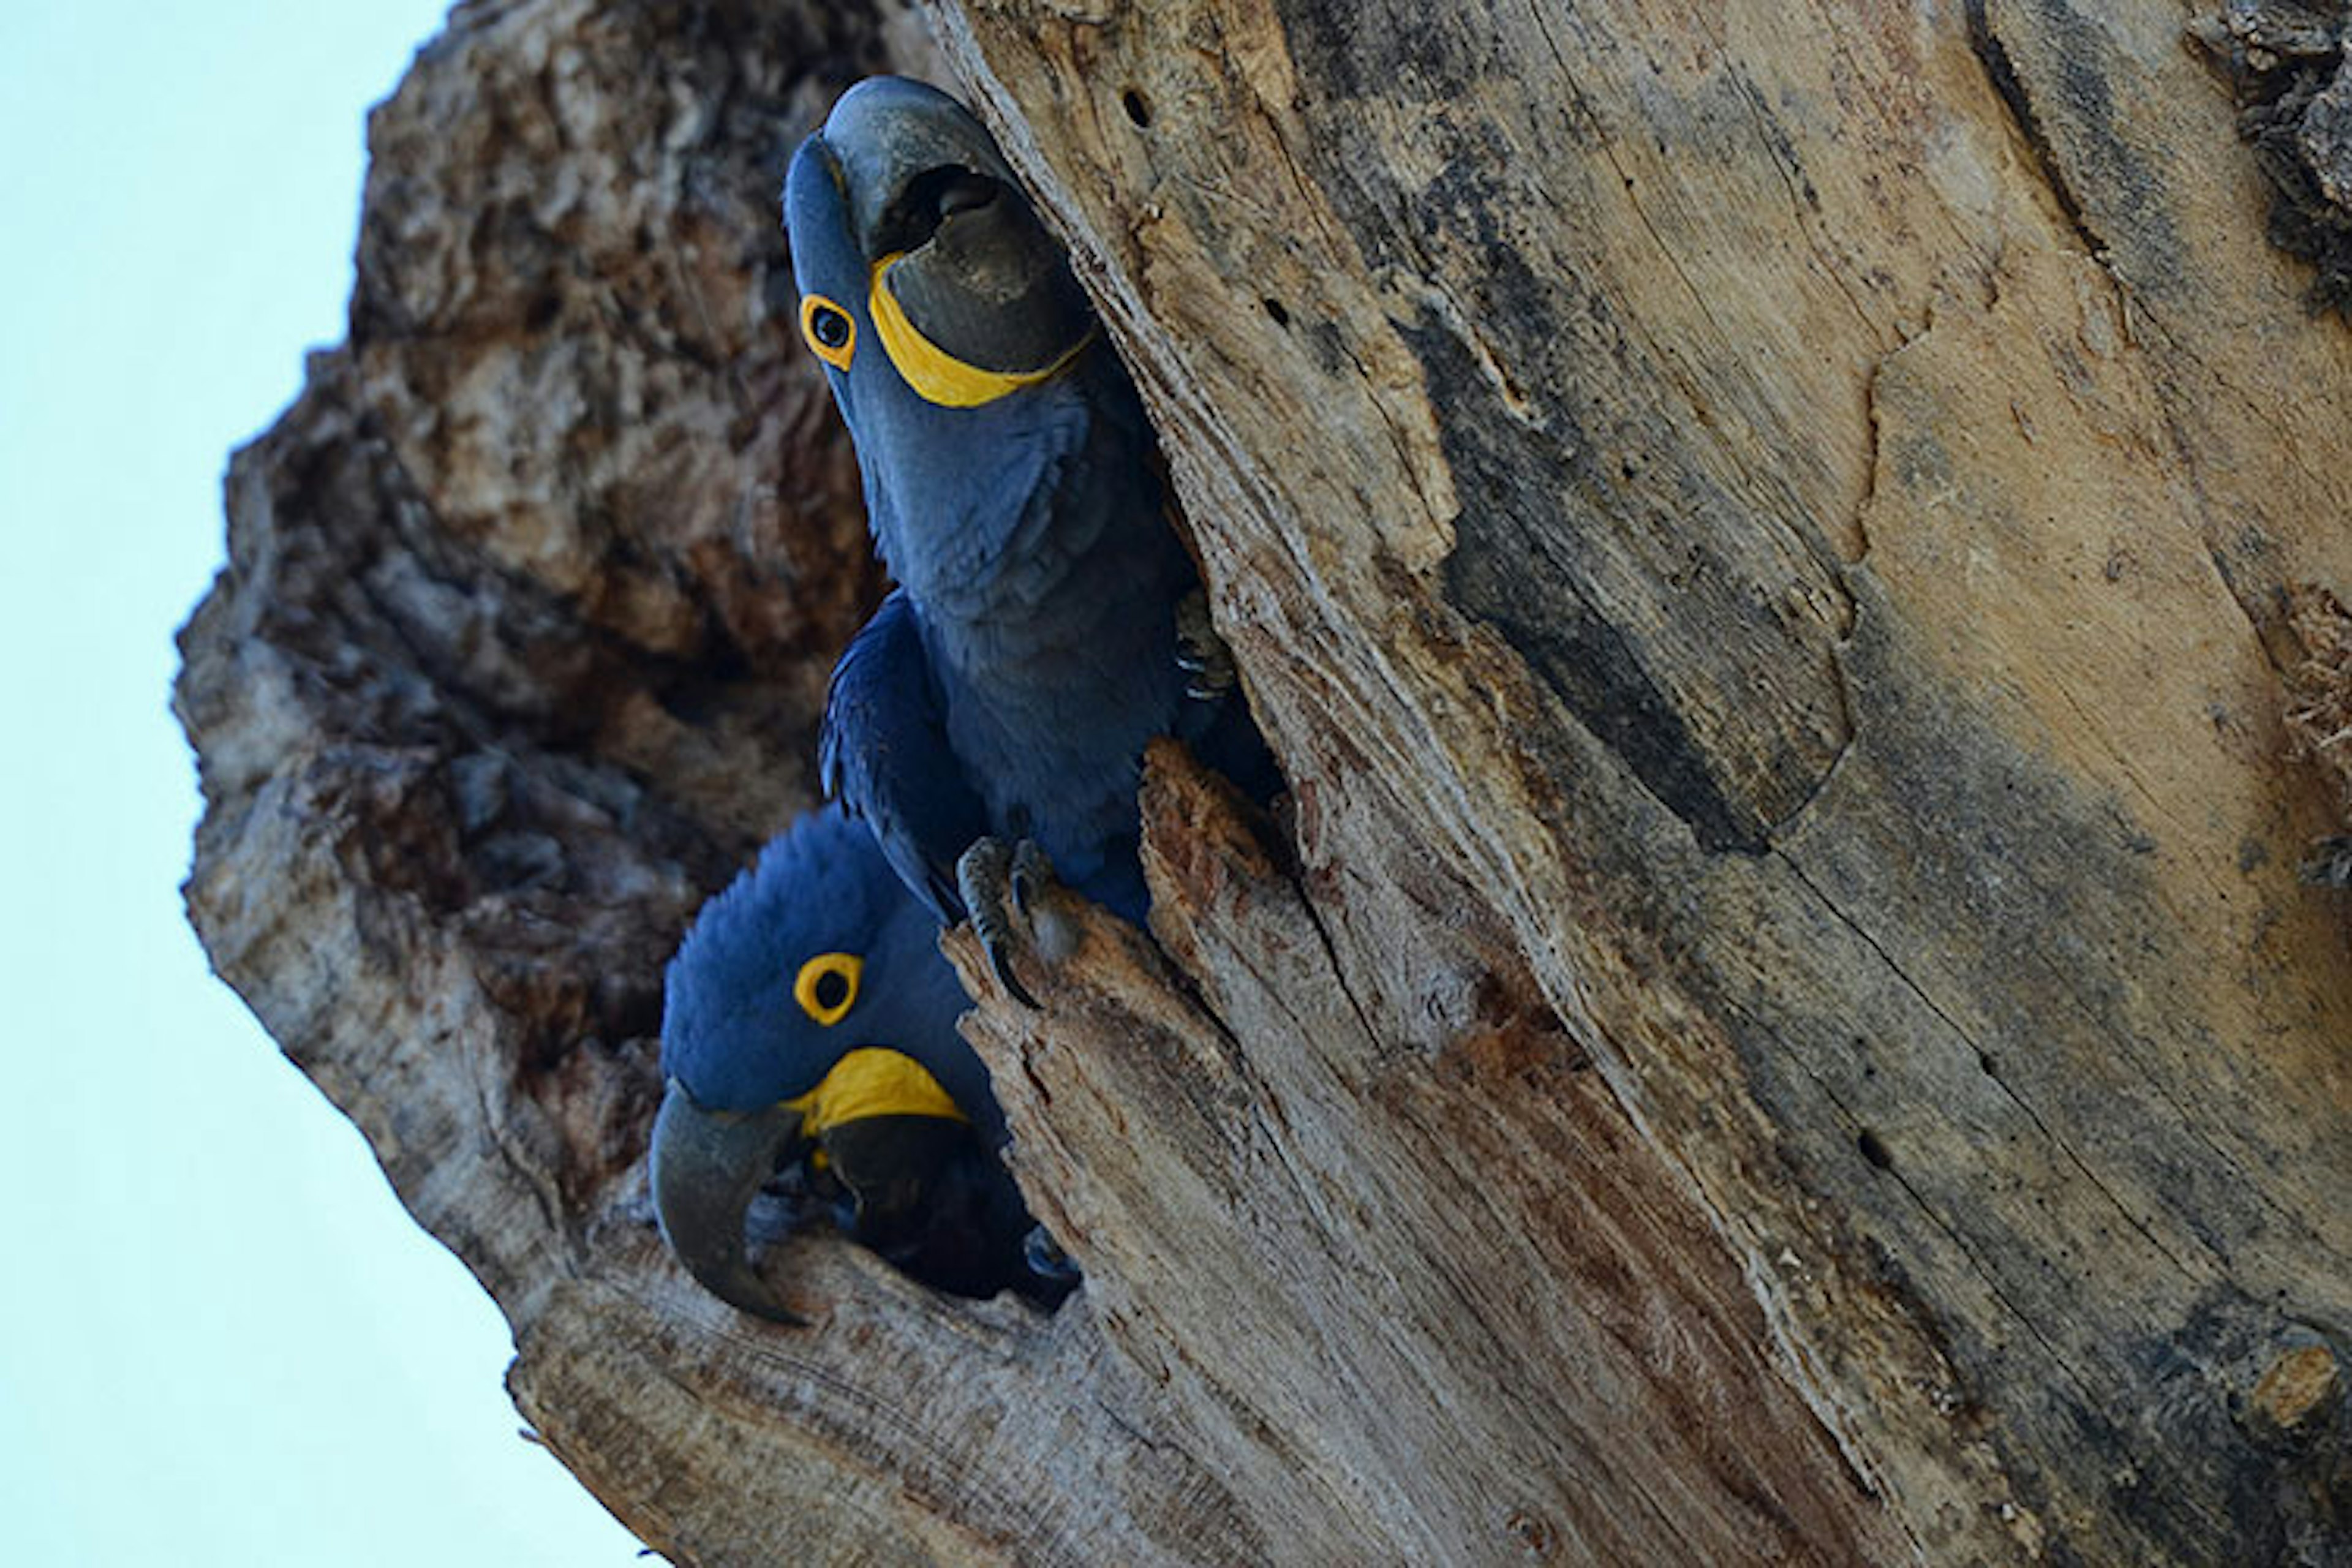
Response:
[800,295,856,370]
[793,952,862,1026]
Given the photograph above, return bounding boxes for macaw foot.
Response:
[956,836,1060,1009]
[1023,1225,1083,1286]
[1174,587,1238,702]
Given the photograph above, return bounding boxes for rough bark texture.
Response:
[178,0,2352,1563]
[2190,0,2352,315]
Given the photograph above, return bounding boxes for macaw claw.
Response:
[1174,587,1237,703]
[1023,1225,1084,1289]
[1009,837,1055,922]
[957,836,1052,1009]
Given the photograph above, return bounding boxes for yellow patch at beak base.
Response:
[868,253,1093,408]
[785,1047,969,1134]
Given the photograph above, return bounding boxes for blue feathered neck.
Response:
[854,344,1153,614]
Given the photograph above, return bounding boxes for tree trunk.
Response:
[177,1,2352,1563]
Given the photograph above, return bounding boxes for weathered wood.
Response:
[944,742,1902,1562]
[178,0,2352,1561]
[935,1,2352,1560]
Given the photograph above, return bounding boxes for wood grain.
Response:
[178,0,2352,1560]
[937,1,2352,1559]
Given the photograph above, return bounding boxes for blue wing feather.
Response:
[821,589,991,921]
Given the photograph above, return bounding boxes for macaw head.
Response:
[649,802,999,1322]
[782,77,1099,570]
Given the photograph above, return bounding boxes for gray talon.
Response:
[957,838,1042,1008]
[1174,588,1237,703]
[1009,838,1056,922]
[1024,1225,1083,1287]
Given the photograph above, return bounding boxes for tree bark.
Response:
[178,0,2352,1563]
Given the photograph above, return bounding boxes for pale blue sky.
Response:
[0,4,649,1561]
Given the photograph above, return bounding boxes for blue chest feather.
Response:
[861,350,1196,908]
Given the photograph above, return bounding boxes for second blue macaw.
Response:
[783,77,1277,1000]
[650,802,1076,1322]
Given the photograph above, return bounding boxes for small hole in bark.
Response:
[1262,296,1291,327]
[1506,1509,1556,1555]
[1121,88,1152,127]
[524,290,562,333]
[1858,1129,1894,1169]
[1978,1051,1999,1076]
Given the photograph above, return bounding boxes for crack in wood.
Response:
[1283,867,1387,1061]
[1849,341,1893,570]
[1774,849,2210,1292]
[1964,0,2109,261]
[1780,1028,2103,1417]
[1725,67,1888,350]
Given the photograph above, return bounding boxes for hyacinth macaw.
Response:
[783,76,1276,1001]
[649,802,1076,1322]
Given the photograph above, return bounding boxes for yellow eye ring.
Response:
[800,295,856,371]
[793,952,862,1026]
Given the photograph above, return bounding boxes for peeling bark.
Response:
[179,1,2352,1563]
[2190,0,2352,315]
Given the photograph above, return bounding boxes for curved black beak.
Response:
[819,77,1094,377]
[819,77,1022,255]
[649,1079,807,1324]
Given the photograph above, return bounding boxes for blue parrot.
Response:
[649,802,1076,1322]
[783,77,1278,1000]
